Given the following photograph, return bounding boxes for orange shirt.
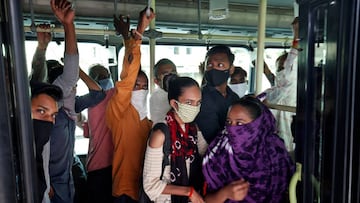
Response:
[106,38,152,200]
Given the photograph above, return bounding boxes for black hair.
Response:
[88,64,110,81]
[231,96,263,120]
[30,80,63,102]
[162,73,178,92]
[232,66,247,78]
[168,76,199,102]
[276,52,289,72]
[46,60,64,84]
[153,58,176,79]
[138,69,148,79]
[206,45,235,65]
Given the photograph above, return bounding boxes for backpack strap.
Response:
[152,123,171,179]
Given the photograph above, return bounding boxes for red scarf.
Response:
[165,111,202,203]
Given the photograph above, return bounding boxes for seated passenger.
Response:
[203,96,295,203]
[143,77,205,203]
[228,66,248,98]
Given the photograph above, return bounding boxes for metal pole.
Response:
[255,0,267,95]
[149,0,156,93]
[9,0,38,202]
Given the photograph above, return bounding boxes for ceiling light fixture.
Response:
[209,0,229,20]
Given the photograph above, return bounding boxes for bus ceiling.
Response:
[22,0,297,46]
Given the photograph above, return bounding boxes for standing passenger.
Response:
[149,58,177,125]
[195,45,239,144]
[106,8,155,203]
[263,17,299,152]
[83,64,114,203]
[228,66,248,98]
[31,1,105,202]
[30,81,63,203]
[143,77,205,203]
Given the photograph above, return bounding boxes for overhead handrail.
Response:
[266,102,296,113]
[24,26,291,43]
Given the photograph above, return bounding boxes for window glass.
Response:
[117,45,251,87]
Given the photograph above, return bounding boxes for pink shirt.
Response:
[84,89,115,172]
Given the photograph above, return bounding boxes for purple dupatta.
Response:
[202,104,295,203]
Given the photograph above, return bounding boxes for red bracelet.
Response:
[292,39,299,48]
[188,186,194,198]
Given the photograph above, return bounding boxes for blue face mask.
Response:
[98,78,114,90]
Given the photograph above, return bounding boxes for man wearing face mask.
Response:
[78,64,115,203]
[263,17,299,152]
[105,8,154,203]
[30,81,63,203]
[149,58,177,125]
[228,66,248,98]
[195,45,240,144]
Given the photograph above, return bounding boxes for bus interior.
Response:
[1,0,359,202]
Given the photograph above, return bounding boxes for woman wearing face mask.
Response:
[143,77,206,203]
[202,96,295,203]
[228,66,248,98]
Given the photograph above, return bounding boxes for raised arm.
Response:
[106,8,155,118]
[283,17,299,73]
[30,24,52,82]
[50,0,77,54]
[50,0,79,98]
[79,68,101,91]
[75,68,106,113]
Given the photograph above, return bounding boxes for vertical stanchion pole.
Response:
[255,0,267,94]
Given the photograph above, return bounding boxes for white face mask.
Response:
[174,101,201,123]
[228,83,248,98]
[131,89,149,120]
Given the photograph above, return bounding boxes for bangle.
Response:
[292,39,299,48]
[188,186,194,198]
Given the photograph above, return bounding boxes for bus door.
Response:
[296,0,360,202]
[1,0,38,202]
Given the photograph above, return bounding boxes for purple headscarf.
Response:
[202,102,295,203]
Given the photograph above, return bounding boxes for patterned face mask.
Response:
[174,101,200,123]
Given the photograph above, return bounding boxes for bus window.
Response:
[117,45,252,87]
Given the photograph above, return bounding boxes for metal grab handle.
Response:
[289,162,302,203]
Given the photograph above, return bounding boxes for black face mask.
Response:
[204,69,230,86]
[33,119,53,153]
[32,119,53,199]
